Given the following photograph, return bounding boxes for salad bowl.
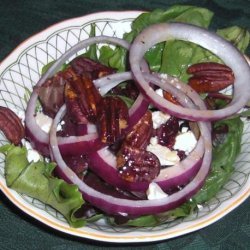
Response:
[0,10,249,243]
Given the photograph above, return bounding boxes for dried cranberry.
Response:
[56,114,78,137]
[177,150,186,161]
[156,116,179,149]
[117,145,160,183]
[110,81,139,100]
[64,155,89,179]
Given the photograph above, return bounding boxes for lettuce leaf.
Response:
[108,201,196,227]
[0,144,85,228]
[98,5,214,73]
[193,117,244,203]
[109,116,244,227]
[217,26,250,53]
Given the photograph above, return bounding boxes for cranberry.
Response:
[156,116,179,149]
[64,154,89,179]
[177,150,186,161]
[110,81,139,100]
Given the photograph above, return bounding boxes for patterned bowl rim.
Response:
[0,11,249,243]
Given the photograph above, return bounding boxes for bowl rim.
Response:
[0,10,249,243]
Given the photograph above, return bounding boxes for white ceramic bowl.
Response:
[0,11,249,243]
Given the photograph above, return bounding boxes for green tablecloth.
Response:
[0,0,249,249]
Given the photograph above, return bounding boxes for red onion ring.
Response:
[129,23,250,121]
[94,72,149,129]
[50,74,212,216]
[25,36,131,156]
[89,137,204,192]
[90,72,206,191]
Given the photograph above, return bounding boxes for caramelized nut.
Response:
[97,96,129,145]
[65,74,102,124]
[124,111,153,149]
[36,66,77,118]
[163,91,180,105]
[0,106,24,145]
[64,81,88,124]
[187,62,234,93]
[117,145,160,183]
[70,57,115,79]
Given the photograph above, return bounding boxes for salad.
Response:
[0,5,250,228]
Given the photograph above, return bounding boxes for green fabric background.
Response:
[0,0,250,249]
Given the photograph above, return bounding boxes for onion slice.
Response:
[129,22,250,121]
[25,36,131,155]
[90,72,207,192]
[50,74,212,216]
[94,71,149,129]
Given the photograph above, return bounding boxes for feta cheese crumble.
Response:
[155,88,164,97]
[146,137,180,166]
[22,140,41,163]
[173,131,197,154]
[35,112,53,133]
[146,182,168,200]
[152,111,170,129]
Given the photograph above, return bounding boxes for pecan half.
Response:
[117,145,160,183]
[36,66,77,118]
[70,56,115,79]
[64,81,88,124]
[187,62,234,93]
[124,111,153,149]
[65,73,102,123]
[163,91,180,105]
[0,107,24,145]
[97,96,129,145]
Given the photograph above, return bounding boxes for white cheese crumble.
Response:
[146,182,168,200]
[35,112,53,133]
[146,137,180,166]
[173,131,197,154]
[155,88,164,97]
[152,111,170,129]
[22,139,41,163]
[57,120,65,131]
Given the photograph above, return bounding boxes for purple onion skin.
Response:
[81,186,198,216]
[89,151,150,192]
[26,125,103,157]
[89,150,203,192]
[58,138,104,156]
[157,157,203,191]
[25,126,50,156]
[83,172,141,200]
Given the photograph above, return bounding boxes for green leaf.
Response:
[1,144,86,227]
[126,215,159,227]
[159,40,220,82]
[115,95,134,108]
[82,23,98,60]
[0,145,29,187]
[41,61,67,75]
[98,46,127,72]
[193,117,243,203]
[217,26,250,53]
[108,201,196,227]
[98,6,214,74]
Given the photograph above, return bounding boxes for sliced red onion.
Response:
[89,73,207,192]
[50,74,212,216]
[89,137,204,192]
[25,36,130,156]
[94,71,149,129]
[129,23,250,121]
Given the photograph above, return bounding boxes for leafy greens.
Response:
[1,144,86,228]
[3,5,249,228]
